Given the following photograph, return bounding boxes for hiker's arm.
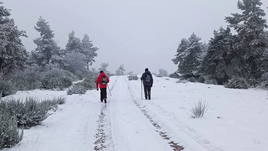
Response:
[140,74,144,81]
[96,79,99,90]
[151,75,154,86]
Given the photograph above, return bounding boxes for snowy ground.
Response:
[3,76,268,151]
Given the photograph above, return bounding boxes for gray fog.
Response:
[3,0,268,74]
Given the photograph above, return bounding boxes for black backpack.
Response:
[144,74,152,84]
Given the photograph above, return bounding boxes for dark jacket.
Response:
[141,71,153,87]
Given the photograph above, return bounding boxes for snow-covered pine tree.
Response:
[172,38,189,65]
[175,33,203,77]
[201,27,234,84]
[116,64,126,76]
[65,31,82,53]
[63,31,88,76]
[62,52,87,77]
[81,34,98,70]
[32,17,61,68]
[225,0,268,81]
[261,31,268,74]
[0,3,27,79]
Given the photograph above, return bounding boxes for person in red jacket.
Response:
[96,71,110,103]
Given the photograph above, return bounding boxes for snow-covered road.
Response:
[4,76,268,151]
[109,77,177,151]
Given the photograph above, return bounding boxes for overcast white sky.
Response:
[3,0,268,74]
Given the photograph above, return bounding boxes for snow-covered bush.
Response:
[169,72,181,79]
[157,69,168,77]
[67,71,97,95]
[260,72,268,88]
[203,76,218,85]
[224,78,249,89]
[10,66,42,90]
[1,97,65,128]
[0,81,15,97]
[80,76,96,90]
[67,83,87,95]
[188,77,197,82]
[56,97,65,105]
[128,75,138,80]
[0,102,23,149]
[191,101,207,118]
[41,69,75,90]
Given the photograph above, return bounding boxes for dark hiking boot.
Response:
[104,99,107,104]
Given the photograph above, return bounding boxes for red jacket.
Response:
[96,72,110,88]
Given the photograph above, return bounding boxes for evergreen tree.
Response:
[225,0,268,80]
[174,33,203,77]
[116,64,126,75]
[32,17,61,67]
[0,3,27,78]
[81,34,98,70]
[201,27,234,84]
[260,31,268,73]
[62,52,87,76]
[172,38,189,65]
[63,31,88,76]
[65,31,82,53]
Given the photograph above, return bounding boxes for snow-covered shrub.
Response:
[0,81,15,97]
[260,72,268,88]
[176,79,188,83]
[0,103,23,149]
[203,76,218,85]
[10,66,42,90]
[224,78,249,89]
[80,76,96,90]
[128,75,138,80]
[2,97,65,128]
[41,69,75,90]
[188,77,197,82]
[56,97,65,105]
[67,83,87,95]
[191,101,207,118]
[67,72,96,95]
[158,69,168,77]
[169,72,181,79]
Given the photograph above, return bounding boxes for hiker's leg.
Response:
[148,87,151,100]
[104,88,107,103]
[100,88,104,102]
[144,86,148,99]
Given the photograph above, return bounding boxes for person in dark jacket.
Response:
[141,68,153,100]
[96,71,110,103]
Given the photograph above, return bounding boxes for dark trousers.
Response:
[100,88,107,103]
[144,86,151,100]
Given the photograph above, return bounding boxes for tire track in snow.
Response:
[146,101,224,151]
[127,81,184,151]
[93,77,118,151]
[94,105,114,151]
[128,79,224,151]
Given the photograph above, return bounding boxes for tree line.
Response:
[0,3,98,95]
[172,0,268,88]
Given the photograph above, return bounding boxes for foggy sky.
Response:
[3,0,268,74]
